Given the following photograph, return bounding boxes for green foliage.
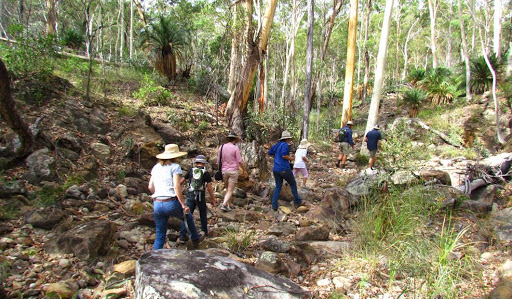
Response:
[197,121,209,132]
[224,228,254,254]
[354,153,369,166]
[380,121,429,170]
[419,67,462,105]
[60,28,85,50]
[133,75,173,106]
[118,105,137,117]
[60,57,90,76]
[400,88,426,117]
[407,67,426,85]
[469,54,504,94]
[34,185,61,207]
[0,24,57,78]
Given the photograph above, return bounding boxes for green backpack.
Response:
[190,167,205,191]
[336,128,348,143]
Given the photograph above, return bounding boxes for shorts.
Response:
[223,170,239,185]
[339,142,350,155]
[369,149,378,158]
[293,167,309,178]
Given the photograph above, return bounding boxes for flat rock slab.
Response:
[135,249,309,299]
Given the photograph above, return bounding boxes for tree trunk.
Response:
[394,2,401,84]
[362,0,371,101]
[227,1,242,94]
[446,0,453,68]
[226,0,278,135]
[302,0,314,139]
[120,0,124,60]
[427,0,438,68]
[341,0,358,126]
[129,0,133,59]
[364,0,394,136]
[132,0,146,26]
[402,18,420,80]
[0,59,33,155]
[493,0,502,58]
[45,0,57,35]
[458,0,472,100]
[309,0,343,109]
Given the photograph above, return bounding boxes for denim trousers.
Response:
[272,169,302,210]
[153,199,199,250]
[180,191,208,237]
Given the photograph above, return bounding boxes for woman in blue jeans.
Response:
[268,130,303,211]
[148,144,200,250]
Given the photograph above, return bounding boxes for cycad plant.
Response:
[140,16,190,81]
[420,67,460,105]
[470,54,503,95]
[401,88,426,117]
[407,67,426,87]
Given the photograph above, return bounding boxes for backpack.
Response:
[189,167,205,191]
[336,128,348,143]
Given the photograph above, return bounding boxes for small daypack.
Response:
[336,128,348,143]
[190,167,205,191]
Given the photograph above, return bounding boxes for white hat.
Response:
[298,139,311,149]
[156,144,187,160]
[227,132,241,139]
[346,120,354,125]
[279,130,293,140]
[194,155,208,164]
[373,124,380,130]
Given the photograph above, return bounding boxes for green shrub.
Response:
[469,54,504,95]
[420,67,462,105]
[224,229,254,254]
[400,88,426,117]
[60,28,84,50]
[407,67,426,86]
[0,24,57,77]
[133,74,172,106]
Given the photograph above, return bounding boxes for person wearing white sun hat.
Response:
[293,139,312,188]
[148,144,200,250]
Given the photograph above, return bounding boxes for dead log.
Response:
[390,117,463,148]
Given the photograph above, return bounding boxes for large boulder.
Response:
[45,220,115,260]
[25,207,65,230]
[419,169,451,185]
[491,207,512,244]
[24,148,56,184]
[135,249,309,298]
[0,180,26,198]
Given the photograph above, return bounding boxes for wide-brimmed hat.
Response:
[346,120,354,126]
[373,124,380,130]
[279,130,293,140]
[298,139,312,149]
[194,155,208,164]
[227,132,241,139]
[156,144,187,160]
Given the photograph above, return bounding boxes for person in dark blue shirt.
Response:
[364,124,383,169]
[268,130,303,211]
[336,120,355,169]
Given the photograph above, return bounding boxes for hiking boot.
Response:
[179,235,189,244]
[221,205,230,212]
[198,231,206,241]
[335,160,340,167]
[294,201,306,209]
[191,239,200,250]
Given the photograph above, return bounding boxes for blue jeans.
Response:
[180,191,208,238]
[272,169,302,210]
[153,199,199,250]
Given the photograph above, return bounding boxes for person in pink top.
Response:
[217,132,246,211]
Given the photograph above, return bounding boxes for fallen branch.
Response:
[391,118,462,148]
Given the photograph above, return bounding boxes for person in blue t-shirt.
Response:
[336,120,355,169]
[268,130,303,211]
[364,124,383,169]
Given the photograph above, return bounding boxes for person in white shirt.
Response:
[293,139,311,188]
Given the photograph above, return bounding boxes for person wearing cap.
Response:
[364,124,383,169]
[148,144,201,250]
[336,120,355,169]
[293,139,312,188]
[217,132,246,212]
[178,155,215,242]
[268,130,303,211]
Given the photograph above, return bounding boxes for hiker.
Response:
[268,130,303,211]
[178,155,215,243]
[293,139,311,188]
[217,132,246,212]
[335,120,355,169]
[148,144,200,250]
[364,124,383,169]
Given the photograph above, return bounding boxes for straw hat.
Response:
[373,124,380,130]
[346,120,354,126]
[279,130,293,140]
[194,155,208,164]
[156,144,187,160]
[298,139,312,149]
